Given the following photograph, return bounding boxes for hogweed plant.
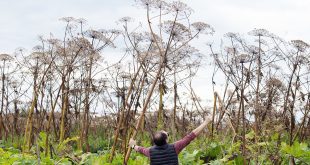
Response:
[0,0,310,164]
[209,28,310,164]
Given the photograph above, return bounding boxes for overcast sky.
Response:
[1,0,309,104]
[1,0,309,53]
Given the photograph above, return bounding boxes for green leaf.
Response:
[245,130,255,140]
[280,141,310,162]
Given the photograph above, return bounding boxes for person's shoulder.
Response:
[170,143,177,148]
[149,145,157,150]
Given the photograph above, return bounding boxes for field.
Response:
[0,0,310,164]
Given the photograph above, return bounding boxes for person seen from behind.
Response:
[129,116,211,165]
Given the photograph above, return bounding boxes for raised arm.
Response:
[129,138,150,157]
[174,116,210,154]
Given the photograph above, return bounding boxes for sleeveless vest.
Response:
[149,144,179,165]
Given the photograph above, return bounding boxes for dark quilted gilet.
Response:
[149,144,178,165]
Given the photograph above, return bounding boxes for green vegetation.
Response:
[1,131,310,164]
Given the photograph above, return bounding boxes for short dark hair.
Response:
[153,131,168,146]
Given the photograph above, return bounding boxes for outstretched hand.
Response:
[204,116,211,124]
[129,138,136,148]
[192,115,211,136]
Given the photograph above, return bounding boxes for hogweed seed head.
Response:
[75,18,87,25]
[59,17,76,23]
[83,30,103,39]
[118,17,133,24]
[248,28,270,37]
[0,54,13,61]
[171,1,192,13]
[191,22,214,34]
[291,40,309,52]
[237,54,251,63]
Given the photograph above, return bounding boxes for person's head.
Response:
[153,130,169,146]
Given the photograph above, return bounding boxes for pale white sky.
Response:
[0,0,309,53]
[1,0,309,105]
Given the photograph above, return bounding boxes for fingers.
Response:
[204,116,212,123]
[129,138,137,147]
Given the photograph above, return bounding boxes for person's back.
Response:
[149,144,178,165]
